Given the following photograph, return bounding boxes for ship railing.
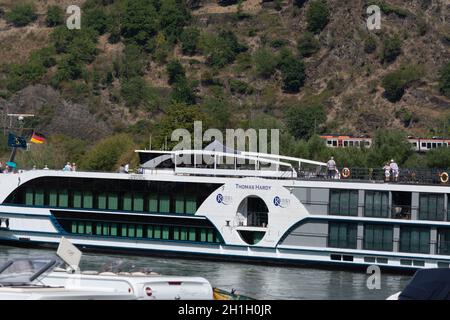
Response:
[296,167,450,186]
[390,205,412,220]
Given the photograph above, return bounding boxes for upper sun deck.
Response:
[136,149,450,187]
[136,149,327,179]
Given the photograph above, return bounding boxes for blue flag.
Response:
[8,133,27,149]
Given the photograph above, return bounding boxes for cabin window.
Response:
[175,196,185,214]
[419,193,445,221]
[364,191,389,218]
[136,225,143,238]
[185,197,197,214]
[103,224,110,236]
[78,222,85,234]
[162,227,170,240]
[110,224,117,236]
[399,226,430,254]
[59,190,69,207]
[108,193,118,210]
[123,193,132,211]
[189,228,196,241]
[128,225,135,238]
[180,228,188,241]
[71,222,77,234]
[35,190,44,206]
[134,194,144,212]
[98,193,107,209]
[363,224,393,251]
[438,229,450,255]
[48,190,57,207]
[86,222,92,234]
[154,226,162,239]
[83,192,93,209]
[329,190,358,216]
[73,191,82,208]
[159,195,170,213]
[328,222,357,249]
[148,195,158,212]
[147,226,154,238]
[25,189,34,206]
[96,223,102,235]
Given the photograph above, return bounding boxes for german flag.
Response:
[30,132,46,144]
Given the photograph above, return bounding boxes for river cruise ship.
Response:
[1,147,450,271]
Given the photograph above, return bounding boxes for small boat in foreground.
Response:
[387,268,450,300]
[0,237,214,300]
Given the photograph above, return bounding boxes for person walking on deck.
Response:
[327,157,336,179]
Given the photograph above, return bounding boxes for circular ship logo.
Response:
[274,196,290,208]
[273,196,281,207]
[216,194,224,204]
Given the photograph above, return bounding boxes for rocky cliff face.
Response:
[0,0,449,141]
[0,85,112,140]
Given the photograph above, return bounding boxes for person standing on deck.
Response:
[327,157,336,179]
[383,162,391,182]
[390,159,399,182]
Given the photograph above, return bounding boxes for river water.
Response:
[0,245,412,300]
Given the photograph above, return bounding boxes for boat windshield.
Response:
[0,257,62,286]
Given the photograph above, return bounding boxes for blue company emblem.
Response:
[273,196,281,207]
[216,194,224,204]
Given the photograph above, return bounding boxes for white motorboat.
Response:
[0,237,213,300]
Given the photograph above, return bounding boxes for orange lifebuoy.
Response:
[342,167,351,179]
[440,172,449,184]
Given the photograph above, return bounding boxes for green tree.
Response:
[278,50,306,93]
[368,129,413,167]
[201,95,231,129]
[84,8,111,35]
[382,64,423,102]
[55,54,84,82]
[364,35,377,54]
[115,44,146,79]
[285,103,326,140]
[180,27,200,55]
[297,32,320,57]
[381,35,402,63]
[306,0,330,34]
[5,3,37,27]
[153,103,211,149]
[121,76,153,107]
[121,0,158,50]
[170,78,196,105]
[426,147,450,169]
[159,0,191,43]
[80,134,136,171]
[46,5,64,27]
[166,60,186,85]
[202,30,247,68]
[439,62,450,98]
[253,48,277,78]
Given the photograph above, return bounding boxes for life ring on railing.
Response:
[440,172,449,184]
[342,168,351,179]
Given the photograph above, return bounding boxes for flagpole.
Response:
[7,114,34,164]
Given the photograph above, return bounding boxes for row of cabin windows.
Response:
[328,222,450,254]
[69,221,222,243]
[329,190,449,221]
[23,189,197,215]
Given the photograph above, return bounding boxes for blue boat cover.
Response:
[399,268,450,300]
